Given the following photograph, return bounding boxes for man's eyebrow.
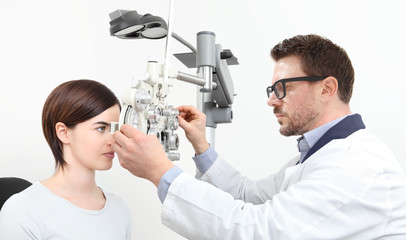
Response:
[93,121,109,126]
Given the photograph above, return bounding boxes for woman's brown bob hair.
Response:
[42,79,120,170]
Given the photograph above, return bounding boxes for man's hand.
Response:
[112,124,174,187]
[176,105,209,155]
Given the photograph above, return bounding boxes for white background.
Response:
[1,0,405,239]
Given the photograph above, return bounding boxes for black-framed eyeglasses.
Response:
[266,76,327,100]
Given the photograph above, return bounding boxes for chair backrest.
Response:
[0,177,32,211]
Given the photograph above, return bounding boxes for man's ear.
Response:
[55,122,70,144]
[320,76,339,102]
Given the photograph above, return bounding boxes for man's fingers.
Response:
[177,107,203,123]
[113,129,128,148]
[111,141,122,153]
[113,124,140,150]
[176,105,190,112]
[176,105,198,115]
[120,124,142,138]
[177,115,189,129]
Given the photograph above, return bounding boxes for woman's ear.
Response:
[320,76,339,102]
[55,122,70,144]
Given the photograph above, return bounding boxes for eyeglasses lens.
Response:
[274,81,284,99]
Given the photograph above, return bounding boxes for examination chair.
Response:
[0,177,32,211]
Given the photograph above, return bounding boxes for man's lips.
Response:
[274,112,285,120]
[103,152,115,158]
[274,108,285,119]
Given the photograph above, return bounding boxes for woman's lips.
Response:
[103,152,115,158]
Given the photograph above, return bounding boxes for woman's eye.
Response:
[97,126,106,132]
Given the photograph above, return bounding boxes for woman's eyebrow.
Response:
[93,121,109,126]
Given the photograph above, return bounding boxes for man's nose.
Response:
[267,92,281,107]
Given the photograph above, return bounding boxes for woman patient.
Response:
[0,79,131,239]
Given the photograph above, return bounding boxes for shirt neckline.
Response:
[36,181,108,214]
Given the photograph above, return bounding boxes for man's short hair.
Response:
[271,34,354,103]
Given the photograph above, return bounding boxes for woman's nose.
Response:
[106,134,115,146]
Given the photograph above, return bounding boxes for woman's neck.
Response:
[41,166,106,210]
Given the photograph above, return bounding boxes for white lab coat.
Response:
[161,129,406,240]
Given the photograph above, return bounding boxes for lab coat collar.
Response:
[300,114,365,164]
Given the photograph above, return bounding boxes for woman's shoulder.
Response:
[3,182,42,204]
[0,182,45,218]
[100,188,131,212]
[102,189,126,203]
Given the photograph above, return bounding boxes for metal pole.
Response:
[196,31,216,146]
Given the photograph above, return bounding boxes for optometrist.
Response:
[112,34,406,240]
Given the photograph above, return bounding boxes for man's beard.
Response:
[274,107,318,136]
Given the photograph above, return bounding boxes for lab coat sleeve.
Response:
[162,172,314,240]
[161,135,404,240]
[196,153,299,204]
